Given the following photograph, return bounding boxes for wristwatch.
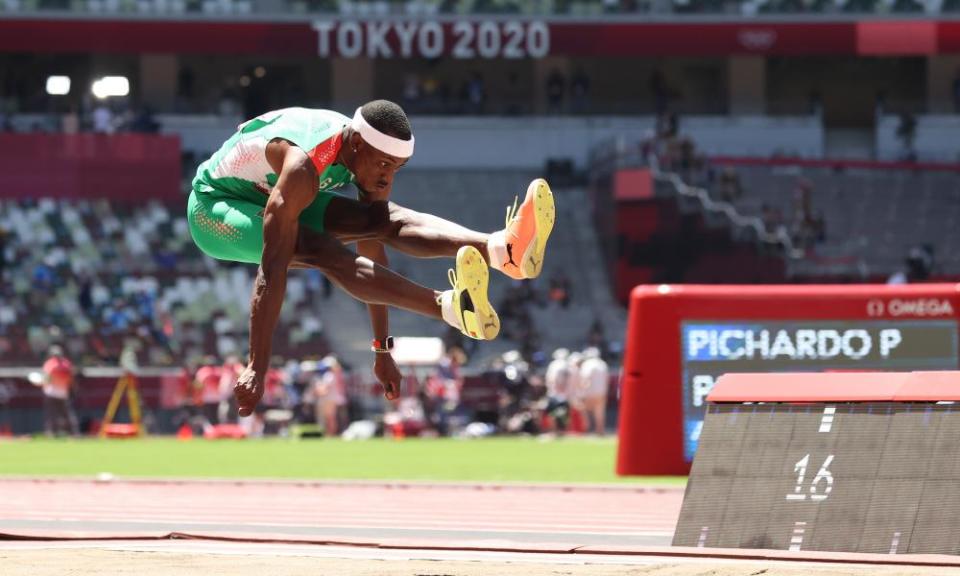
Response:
[371,336,395,353]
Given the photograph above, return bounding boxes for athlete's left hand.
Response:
[374,354,402,401]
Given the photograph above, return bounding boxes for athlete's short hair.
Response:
[360,100,412,141]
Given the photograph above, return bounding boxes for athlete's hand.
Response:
[235,364,265,417]
[373,354,402,401]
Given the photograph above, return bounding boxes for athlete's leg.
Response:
[322,178,556,280]
[294,227,499,340]
[291,228,442,320]
[323,196,490,261]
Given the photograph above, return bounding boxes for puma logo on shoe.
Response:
[506,243,519,269]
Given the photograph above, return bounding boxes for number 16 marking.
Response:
[786,454,834,502]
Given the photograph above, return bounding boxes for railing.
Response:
[589,136,803,259]
[1,0,957,17]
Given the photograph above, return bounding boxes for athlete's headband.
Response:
[351,107,415,159]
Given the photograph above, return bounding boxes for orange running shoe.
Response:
[496,178,555,280]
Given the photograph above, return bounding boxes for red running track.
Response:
[0,479,681,552]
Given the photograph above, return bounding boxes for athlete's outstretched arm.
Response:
[237,142,316,416]
[356,239,402,400]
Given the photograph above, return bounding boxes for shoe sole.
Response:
[456,245,500,340]
[520,178,555,279]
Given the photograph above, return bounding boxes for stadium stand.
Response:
[0,198,331,367]
[595,129,960,288]
[0,169,623,372]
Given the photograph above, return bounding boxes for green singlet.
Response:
[187,107,355,264]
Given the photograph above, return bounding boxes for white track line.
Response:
[0,539,931,571]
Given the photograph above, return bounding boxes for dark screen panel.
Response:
[689,404,749,479]
[908,480,960,554]
[826,404,889,479]
[779,406,838,478]
[928,407,960,480]
[805,479,876,552]
[859,479,923,554]
[731,478,789,550]
[759,496,820,551]
[676,399,960,555]
[671,476,735,547]
[734,405,795,478]
[715,476,770,549]
[877,406,940,479]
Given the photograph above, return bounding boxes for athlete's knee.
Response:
[366,201,404,240]
[294,230,354,275]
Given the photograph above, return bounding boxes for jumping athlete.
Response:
[187,100,555,416]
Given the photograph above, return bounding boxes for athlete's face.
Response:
[350,133,408,196]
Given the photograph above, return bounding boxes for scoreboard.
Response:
[617,284,960,476]
[680,320,958,461]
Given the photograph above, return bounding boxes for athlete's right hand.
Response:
[235,364,264,417]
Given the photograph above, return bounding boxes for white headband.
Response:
[351,107,415,159]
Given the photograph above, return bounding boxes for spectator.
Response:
[218,355,244,423]
[953,69,960,114]
[586,319,609,359]
[544,348,573,433]
[570,68,590,114]
[888,245,935,284]
[461,72,486,114]
[311,355,345,436]
[896,111,917,161]
[548,269,572,308]
[177,67,195,111]
[790,178,825,250]
[650,70,669,114]
[37,345,79,436]
[546,69,565,114]
[426,346,466,436]
[717,166,743,203]
[0,227,7,281]
[503,71,523,115]
[402,73,421,112]
[61,106,80,134]
[129,106,160,134]
[761,203,785,235]
[92,103,114,134]
[577,347,610,435]
[656,110,678,140]
[217,87,241,116]
[263,357,289,408]
[497,351,541,435]
[808,90,822,116]
[194,356,222,424]
[77,275,94,316]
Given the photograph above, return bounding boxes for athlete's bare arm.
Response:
[236,139,317,416]
[355,173,402,401]
[356,239,402,400]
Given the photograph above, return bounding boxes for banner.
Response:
[0,133,181,202]
[2,18,959,57]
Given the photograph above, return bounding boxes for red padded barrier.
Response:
[0,133,181,202]
[709,371,960,403]
[617,283,960,476]
[707,372,911,403]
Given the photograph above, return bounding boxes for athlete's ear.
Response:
[349,131,363,153]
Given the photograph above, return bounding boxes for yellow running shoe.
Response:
[440,246,500,340]
[495,178,555,280]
